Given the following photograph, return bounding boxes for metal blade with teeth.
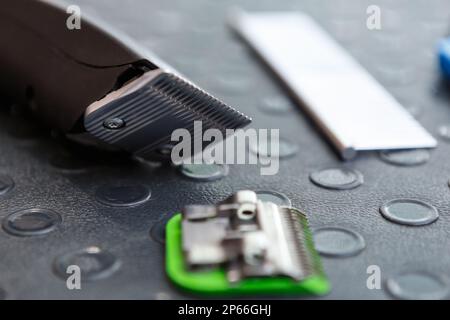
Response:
[84,70,251,159]
[0,0,252,160]
[182,190,317,283]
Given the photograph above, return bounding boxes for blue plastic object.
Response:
[439,37,450,80]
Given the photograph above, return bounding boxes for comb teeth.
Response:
[279,207,316,279]
[84,71,251,158]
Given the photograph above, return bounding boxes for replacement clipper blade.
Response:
[0,0,250,159]
[166,190,330,296]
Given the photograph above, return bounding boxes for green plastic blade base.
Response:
[165,213,330,296]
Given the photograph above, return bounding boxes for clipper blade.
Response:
[84,69,251,159]
[181,190,319,282]
[165,190,330,296]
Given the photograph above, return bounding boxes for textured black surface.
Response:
[1,0,450,299]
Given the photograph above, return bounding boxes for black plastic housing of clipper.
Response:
[0,0,155,133]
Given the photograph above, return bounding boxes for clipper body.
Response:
[166,190,330,295]
[0,0,250,157]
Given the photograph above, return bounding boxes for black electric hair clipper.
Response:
[0,0,251,158]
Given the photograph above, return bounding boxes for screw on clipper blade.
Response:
[165,190,330,295]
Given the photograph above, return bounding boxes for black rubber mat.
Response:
[0,0,450,299]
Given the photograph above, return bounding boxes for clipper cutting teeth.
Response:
[84,70,251,159]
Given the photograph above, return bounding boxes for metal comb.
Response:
[0,0,251,161]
